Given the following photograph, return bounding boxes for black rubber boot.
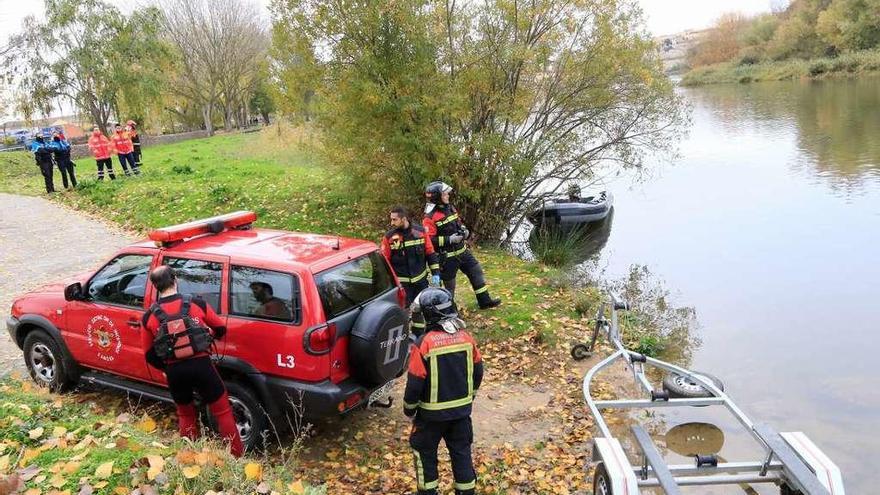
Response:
[476,291,501,309]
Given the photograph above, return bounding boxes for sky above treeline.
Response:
[0,0,780,44]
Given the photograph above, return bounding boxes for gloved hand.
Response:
[431,274,441,286]
[449,233,464,244]
[460,226,470,240]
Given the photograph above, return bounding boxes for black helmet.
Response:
[412,287,458,327]
[425,181,453,204]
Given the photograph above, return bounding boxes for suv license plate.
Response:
[368,379,398,406]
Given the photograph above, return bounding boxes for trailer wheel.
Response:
[593,462,614,495]
[662,370,724,401]
[570,344,591,361]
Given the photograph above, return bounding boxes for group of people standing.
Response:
[87,121,143,180]
[380,180,501,495]
[29,131,77,193]
[29,121,144,193]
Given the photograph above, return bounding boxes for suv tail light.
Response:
[304,322,336,355]
[396,285,406,308]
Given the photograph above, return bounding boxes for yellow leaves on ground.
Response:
[0,454,9,472]
[288,480,306,494]
[146,455,165,481]
[51,426,67,438]
[244,462,262,480]
[181,465,201,479]
[28,427,44,439]
[135,415,157,433]
[94,460,114,479]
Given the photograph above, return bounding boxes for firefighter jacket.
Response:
[111,131,134,154]
[140,293,227,369]
[403,328,483,421]
[423,204,468,258]
[130,130,141,149]
[381,224,440,284]
[88,134,115,160]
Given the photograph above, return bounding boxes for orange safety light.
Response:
[148,211,257,244]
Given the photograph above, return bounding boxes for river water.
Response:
[576,77,879,493]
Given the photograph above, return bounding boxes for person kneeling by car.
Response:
[404,288,483,495]
[141,266,243,457]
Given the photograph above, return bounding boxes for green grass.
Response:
[681,48,880,86]
[0,379,321,494]
[0,128,370,239]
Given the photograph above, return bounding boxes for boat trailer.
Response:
[576,294,846,494]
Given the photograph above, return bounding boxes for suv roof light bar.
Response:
[149,211,257,245]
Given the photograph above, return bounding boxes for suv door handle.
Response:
[127,319,141,329]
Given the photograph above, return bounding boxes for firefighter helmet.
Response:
[425,181,453,204]
[412,287,461,332]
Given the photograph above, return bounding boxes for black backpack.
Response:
[150,295,214,360]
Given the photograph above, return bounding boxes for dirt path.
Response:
[0,192,134,374]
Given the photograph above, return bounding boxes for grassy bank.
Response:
[0,378,321,494]
[681,48,880,85]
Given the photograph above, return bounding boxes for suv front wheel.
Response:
[23,330,75,392]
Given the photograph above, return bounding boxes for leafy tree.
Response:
[271,0,685,241]
[817,0,880,51]
[3,0,170,131]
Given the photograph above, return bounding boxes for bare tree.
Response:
[160,0,268,135]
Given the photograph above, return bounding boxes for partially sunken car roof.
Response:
[131,228,376,271]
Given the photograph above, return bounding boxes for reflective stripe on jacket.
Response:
[403,329,484,421]
[381,224,440,283]
[423,205,467,255]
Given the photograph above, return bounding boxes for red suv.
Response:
[6,212,410,450]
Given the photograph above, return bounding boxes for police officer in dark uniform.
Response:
[30,135,55,194]
[404,288,483,495]
[423,181,501,309]
[381,205,441,335]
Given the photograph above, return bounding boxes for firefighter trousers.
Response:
[441,249,494,305]
[410,416,476,495]
[403,280,428,336]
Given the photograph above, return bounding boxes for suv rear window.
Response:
[315,252,394,319]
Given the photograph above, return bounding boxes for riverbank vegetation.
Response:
[682,0,880,85]
[271,0,685,241]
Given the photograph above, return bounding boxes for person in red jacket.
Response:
[87,127,116,180]
[110,124,140,176]
[140,266,244,457]
[423,181,501,309]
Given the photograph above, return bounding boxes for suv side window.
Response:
[229,266,300,323]
[315,252,394,319]
[163,257,224,312]
[88,254,153,307]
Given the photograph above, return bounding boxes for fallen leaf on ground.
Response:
[244,463,262,480]
[94,461,114,479]
[28,428,44,440]
[181,466,200,479]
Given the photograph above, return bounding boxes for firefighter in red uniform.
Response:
[404,287,483,495]
[381,205,441,335]
[423,181,501,309]
[87,127,116,180]
[110,124,140,176]
[141,266,244,457]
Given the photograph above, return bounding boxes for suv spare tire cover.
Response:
[349,300,409,388]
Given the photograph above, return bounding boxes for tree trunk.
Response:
[202,104,214,136]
